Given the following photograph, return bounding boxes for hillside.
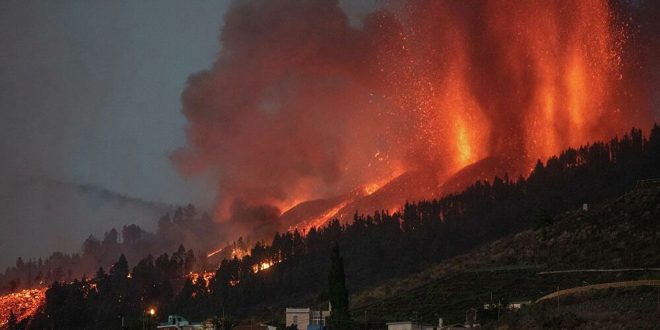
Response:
[0,177,173,268]
[349,180,660,328]
[24,126,660,329]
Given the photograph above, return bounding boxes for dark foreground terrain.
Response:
[350,181,660,328]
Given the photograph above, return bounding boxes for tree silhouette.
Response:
[6,310,17,330]
[27,125,660,328]
[327,244,350,330]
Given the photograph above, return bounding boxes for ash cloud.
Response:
[172,0,398,219]
[174,0,660,235]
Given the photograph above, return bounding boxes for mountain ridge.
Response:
[348,179,660,327]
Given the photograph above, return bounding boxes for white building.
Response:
[285,305,331,330]
[157,315,205,330]
[386,321,434,330]
[507,301,532,310]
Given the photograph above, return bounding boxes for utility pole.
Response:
[221,306,226,330]
[413,311,419,330]
[364,310,367,330]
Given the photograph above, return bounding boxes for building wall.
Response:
[286,309,310,330]
[387,322,433,330]
[388,323,414,330]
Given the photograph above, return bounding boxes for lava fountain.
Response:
[174,0,652,238]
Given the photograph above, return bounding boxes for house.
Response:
[157,315,205,330]
[507,300,532,310]
[386,321,434,330]
[285,305,331,330]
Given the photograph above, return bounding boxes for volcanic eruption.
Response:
[173,0,655,240]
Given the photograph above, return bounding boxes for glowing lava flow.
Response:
[205,243,281,279]
[291,201,350,235]
[207,246,225,258]
[188,272,214,288]
[174,0,651,249]
[0,288,46,326]
[207,246,250,259]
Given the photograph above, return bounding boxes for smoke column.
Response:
[173,0,655,234]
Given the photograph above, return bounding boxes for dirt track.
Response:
[536,279,660,302]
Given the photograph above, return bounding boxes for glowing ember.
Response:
[207,246,225,258]
[252,261,275,274]
[207,245,250,260]
[363,183,381,196]
[361,168,405,196]
[231,248,248,260]
[290,201,349,235]
[188,272,215,288]
[0,288,46,326]
[207,243,281,277]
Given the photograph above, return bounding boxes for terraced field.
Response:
[348,181,660,327]
[351,268,660,325]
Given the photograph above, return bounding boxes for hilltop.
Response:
[350,180,660,328]
[19,125,660,329]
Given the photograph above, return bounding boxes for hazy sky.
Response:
[0,0,656,267]
[0,0,379,267]
[0,0,377,207]
[0,0,232,207]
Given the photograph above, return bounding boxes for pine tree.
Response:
[327,244,350,330]
[110,254,129,280]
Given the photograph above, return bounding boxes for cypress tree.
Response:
[327,244,350,330]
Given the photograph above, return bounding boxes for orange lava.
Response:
[230,248,248,260]
[252,261,275,274]
[290,201,349,235]
[188,272,215,288]
[207,246,225,258]
[282,0,634,227]
[178,0,651,248]
[0,288,46,326]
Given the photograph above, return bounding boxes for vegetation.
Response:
[0,204,218,295]
[351,174,660,327]
[8,124,660,328]
[327,244,350,330]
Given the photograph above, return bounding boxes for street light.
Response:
[143,307,157,330]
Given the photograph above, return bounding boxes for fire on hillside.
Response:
[0,288,46,327]
[173,0,652,242]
